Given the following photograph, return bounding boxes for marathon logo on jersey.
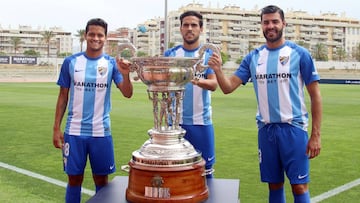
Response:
[74,81,109,90]
[98,66,108,76]
[194,70,206,79]
[255,72,292,84]
[279,56,289,66]
[255,73,292,80]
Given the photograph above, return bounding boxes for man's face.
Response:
[261,12,286,43]
[180,16,203,45]
[85,25,106,52]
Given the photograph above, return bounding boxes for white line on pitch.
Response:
[0,161,95,196]
[311,178,360,202]
[2,160,359,202]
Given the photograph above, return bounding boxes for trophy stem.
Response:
[148,89,184,132]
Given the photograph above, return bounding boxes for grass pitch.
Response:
[0,82,359,202]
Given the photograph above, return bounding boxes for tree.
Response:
[120,49,133,59]
[335,48,347,61]
[235,56,244,64]
[137,51,147,57]
[75,29,85,52]
[247,44,254,52]
[313,43,328,61]
[296,40,310,50]
[108,41,118,57]
[168,42,175,49]
[353,43,360,61]
[58,52,72,57]
[41,31,55,57]
[220,51,229,64]
[10,37,23,56]
[23,49,40,56]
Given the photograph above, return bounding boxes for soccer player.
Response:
[207,5,322,203]
[52,18,133,203]
[164,10,221,178]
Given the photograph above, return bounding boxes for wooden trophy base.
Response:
[126,160,209,203]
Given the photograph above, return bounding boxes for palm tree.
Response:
[108,41,118,57]
[247,44,254,52]
[296,40,310,50]
[10,37,23,56]
[41,31,55,57]
[336,48,347,61]
[75,29,85,52]
[313,43,328,61]
[354,43,360,61]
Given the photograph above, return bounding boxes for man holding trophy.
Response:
[164,10,221,178]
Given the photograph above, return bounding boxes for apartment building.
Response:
[0,25,72,57]
[105,27,136,57]
[164,3,360,61]
[134,18,164,56]
[2,3,358,62]
[127,3,359,61]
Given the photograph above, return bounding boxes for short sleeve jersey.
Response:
[235,41,320,131]
[57,52,123,137]
[164,45,214,125]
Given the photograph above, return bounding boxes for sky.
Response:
[0,0,359,35]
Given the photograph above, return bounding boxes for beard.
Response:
[183,34,199,45]
[263,28,283,43]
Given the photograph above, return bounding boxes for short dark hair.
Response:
[85,18,108,35]
[180,10,203,27]
[260,5,285,21]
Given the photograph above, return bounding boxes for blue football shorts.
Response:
[258,123,309,184]
[63,133,116,175]
[181,124,215,169]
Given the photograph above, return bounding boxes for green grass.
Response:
[0,82,359,202]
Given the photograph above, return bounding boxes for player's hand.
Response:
[306,134,321,159]
[191,77,201,86]
[116,57,132,75]
[53,129,64,149]
[207,52,222,72]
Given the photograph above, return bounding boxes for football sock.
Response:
[269,187,285,203]
[65,185,81,203]
[294,191,310,203]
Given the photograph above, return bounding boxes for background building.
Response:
[1,3,359,62]
[107,3,360,61]
[0,25,72,57]
[164,3,360,61]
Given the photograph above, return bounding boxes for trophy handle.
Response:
[118,42,137,57]
[118,43,139,73]
[195,43,220,73]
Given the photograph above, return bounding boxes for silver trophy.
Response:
[119,42,219,203]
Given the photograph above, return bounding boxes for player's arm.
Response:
[53,87,69,149]
[116,57,133,98]
[306,81,322,159]
[207,52,243,94]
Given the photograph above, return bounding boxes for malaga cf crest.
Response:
[279,56,289,65]
[98,66,107,76]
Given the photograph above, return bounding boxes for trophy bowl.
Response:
[130,56,198,91]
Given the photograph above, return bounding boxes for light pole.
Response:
[164,0,168,50]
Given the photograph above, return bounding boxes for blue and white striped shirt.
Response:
[57,52,123,137]
[164,45,214,125]
[235,41,320,131]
